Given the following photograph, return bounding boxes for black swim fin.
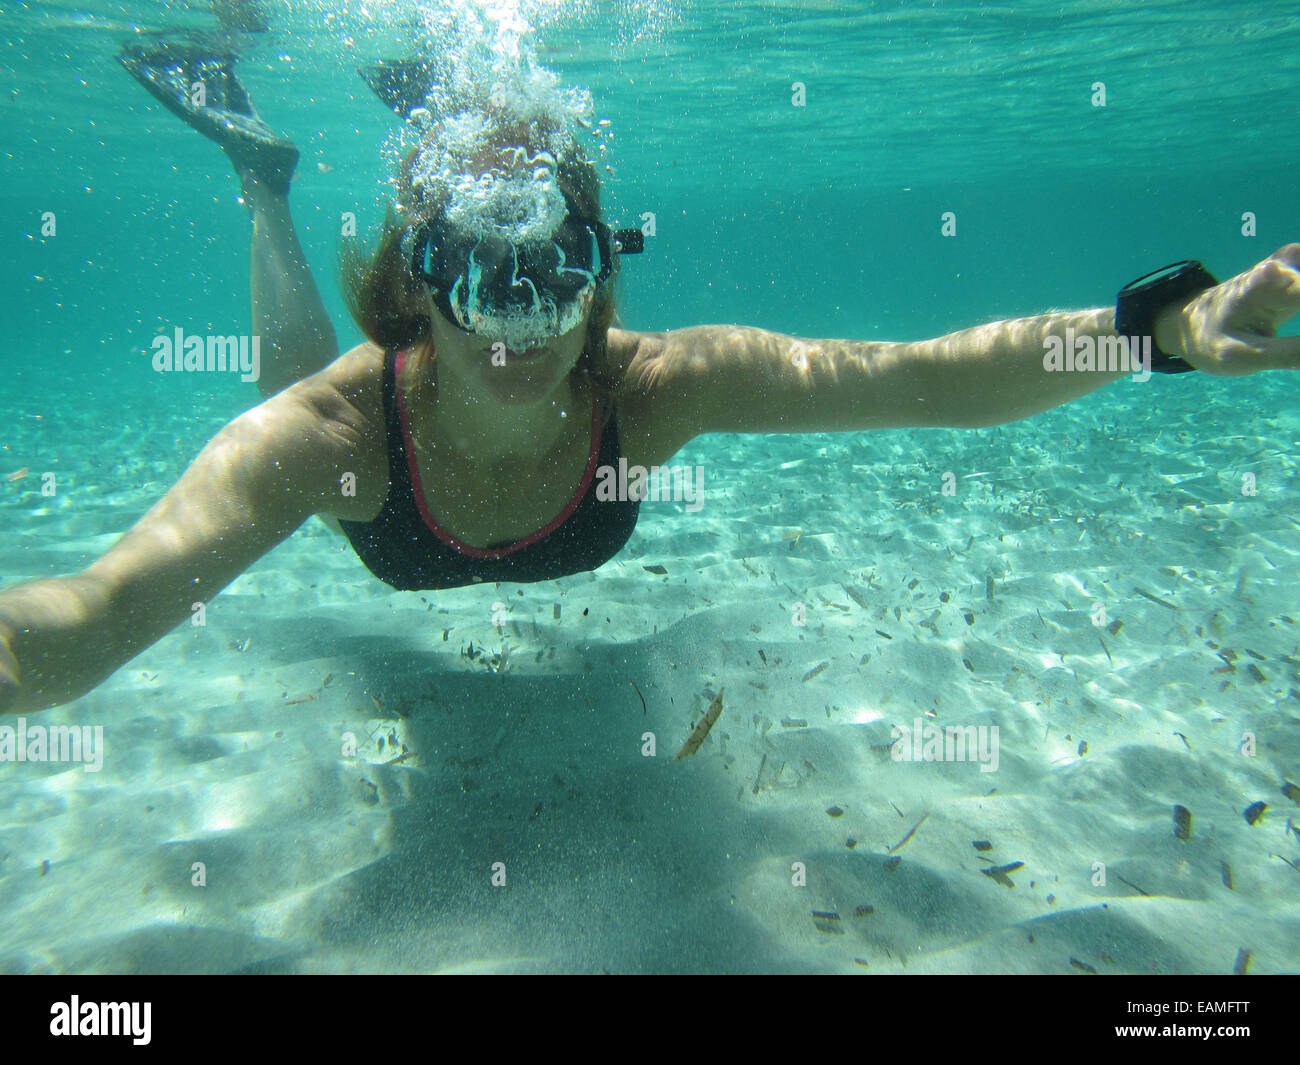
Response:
[117,32,298,192]
[358,58,438,119]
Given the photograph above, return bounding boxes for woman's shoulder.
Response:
[597,326,667,403]
[302,342,387,426]
[319,341,387,392]
[594,327,645,423]
[600,326,645,381]
[274,344,385,452]
[596,327,685,466]
[283,342,389,519]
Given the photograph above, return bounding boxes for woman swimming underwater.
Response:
[1,36,1298,715]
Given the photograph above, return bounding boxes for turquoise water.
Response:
[5,0,1299,408]
[2,0,1299,975]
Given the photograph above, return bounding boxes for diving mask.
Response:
[412,193,644,351]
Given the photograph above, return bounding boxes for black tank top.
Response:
[338,350,640,591]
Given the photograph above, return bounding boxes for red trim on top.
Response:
[393,350,604,558]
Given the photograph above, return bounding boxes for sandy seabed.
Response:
[2,374,1298,974]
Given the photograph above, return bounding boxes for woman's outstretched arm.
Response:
[622,245,1300,441]
[0,364,378,714]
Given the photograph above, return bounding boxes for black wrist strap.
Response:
[1115,260,1218,374]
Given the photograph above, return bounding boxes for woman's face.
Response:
[428,299,591,405]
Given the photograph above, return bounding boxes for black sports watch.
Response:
[1115,260,1218,374]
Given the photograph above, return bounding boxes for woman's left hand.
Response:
[1156,243,1300,376]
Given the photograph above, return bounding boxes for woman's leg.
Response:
[244,175,339,399]
[118,35,337,399]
